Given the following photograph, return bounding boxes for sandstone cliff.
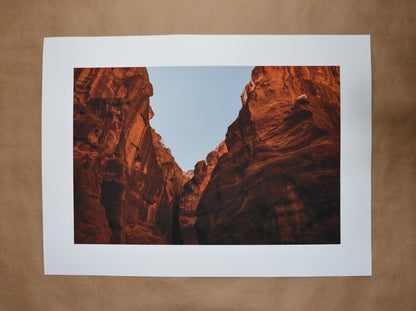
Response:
[74,66,340,245]
[74,67,183,244]
[179,142,227,244]
[194,66,340,244]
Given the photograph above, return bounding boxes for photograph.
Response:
[73,66,341,245]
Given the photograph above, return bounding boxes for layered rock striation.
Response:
[74,66,340,245]
[194,66,340,244]
[74,67,184,244]
[179,142,227,244]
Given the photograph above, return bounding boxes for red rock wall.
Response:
[74,66,340,245]
[74,67,183,244]
[179,142,227,244]
[194,66,340,244]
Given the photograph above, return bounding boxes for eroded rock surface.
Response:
[194,66,340,244]
[74,67,183,244]
[74,66,340,245]
[179,142,227,243]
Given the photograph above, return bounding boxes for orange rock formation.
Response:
[74,67,183,244]
[74,66,340,245]
[195,66,340,244]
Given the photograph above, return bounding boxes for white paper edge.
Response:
[42,35,372,277]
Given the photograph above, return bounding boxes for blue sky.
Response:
[147,66,253,171]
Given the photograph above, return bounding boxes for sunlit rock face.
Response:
[194,66,340,244]
[74,66,340,245]
[74,67,183,244]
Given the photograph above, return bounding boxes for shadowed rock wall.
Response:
[194,66,340,244]
[74,66,340,245]
[74,67,184,244]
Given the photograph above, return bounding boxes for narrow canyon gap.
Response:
[73,66,340,244]
[147,66,252,172]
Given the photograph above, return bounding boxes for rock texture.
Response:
[194,66,340,244]
[73,67,183,244]
[74,66,340,245]
[179,142,227,243]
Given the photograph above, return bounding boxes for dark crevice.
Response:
[100,180,124,243]
[171,194,184,244]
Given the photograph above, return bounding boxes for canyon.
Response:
[74,66,340,244]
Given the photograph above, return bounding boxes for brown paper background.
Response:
[1,0,415,310]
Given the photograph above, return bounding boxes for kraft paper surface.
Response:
[0,0,415,310]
